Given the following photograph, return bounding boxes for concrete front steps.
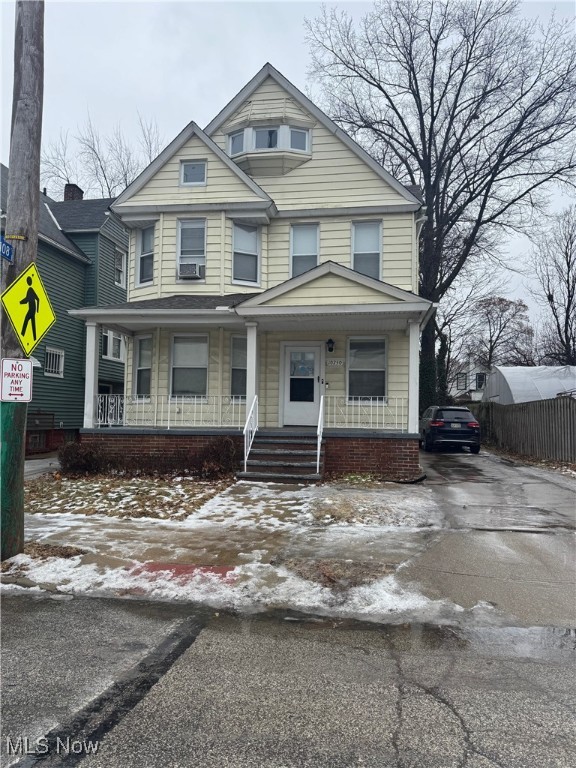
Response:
[237,431,324,483]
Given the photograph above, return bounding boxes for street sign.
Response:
[1,236,14,264]
[1,358,32,402]
[0,263,56,356]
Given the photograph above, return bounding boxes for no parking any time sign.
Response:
[1,358,33,402]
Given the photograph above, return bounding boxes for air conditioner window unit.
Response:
[179,262,205,279]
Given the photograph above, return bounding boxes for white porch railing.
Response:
[323,396,408,431]
[95,395,246,429]
[243,395,258,471]
[316,395,325,473]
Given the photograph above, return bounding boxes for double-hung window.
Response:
[178,220,206,279]
[102,328,124,361]
[138,226,154,284]
[233,223,258,283]
[114,248,126,288]
[231,337,247,399]
[171,336,208,397]
[291,223,318,277]
[134,337,152,396]
[348,338,386,400]
[352,221,381,280]
[181,160,206,185]
[456,373,468,390]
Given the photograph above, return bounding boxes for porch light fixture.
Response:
[326,338,335,353]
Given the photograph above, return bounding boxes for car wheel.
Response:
[470,445,480,454]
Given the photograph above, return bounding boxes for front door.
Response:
[283,345,322,426]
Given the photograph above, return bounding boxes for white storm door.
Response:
[283,346,322,426]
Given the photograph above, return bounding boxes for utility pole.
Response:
[1,1,44,560]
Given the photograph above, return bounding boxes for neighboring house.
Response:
[71,64,434,480]
[0,166,128,452]
[450,357,489,403]
[482,366,576,404]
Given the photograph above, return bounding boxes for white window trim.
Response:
[44,347,65,378]
[351,220,382,281]
[133,335,152,398]
[180,159,207,187]
[290,222,319,278]
[346,336,388,404]
[114,248,127,288]
[228,126,311,156]
[230,334,247,400]
[136,226,154,287]
[232,223,260,286]
[102,328,124,362]
[169,334,209,400]
[177,219,206,281]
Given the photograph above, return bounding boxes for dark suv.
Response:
[419,406,481,453]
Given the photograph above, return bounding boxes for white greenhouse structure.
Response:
[482,366,576,405]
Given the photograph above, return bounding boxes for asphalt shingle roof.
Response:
[0,164,87,261]
[94,294,259,311]
[48,197,116,230]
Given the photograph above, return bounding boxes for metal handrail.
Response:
[243,395,258,472]
[316,395,325,474]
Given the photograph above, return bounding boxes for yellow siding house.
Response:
[72,64,434,481]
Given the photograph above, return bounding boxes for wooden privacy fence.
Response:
[469,398,576,462]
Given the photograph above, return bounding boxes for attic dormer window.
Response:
[181,160,206,186]
[254,127,279,149]
[228,126,310,156]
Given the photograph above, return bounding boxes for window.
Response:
[233,223,258,283]
[181,160,206,185]
[134,337,152,396]
[229,131,244,155]
[171,336,208,397]
[102,329,124,361]
[290,128,308,151]
[138,226,154,284]
[178,220,205,279]
[114,248,126,288]
[348,338,386,399]
[45,348,64,378]
[291,224,318,277]
[231,336,247,398]
[456,373,468,390]
[254,127,278,149]
[475,372,487,390]
[353,221,381,279]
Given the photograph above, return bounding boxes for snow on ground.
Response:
[0,475,469,623]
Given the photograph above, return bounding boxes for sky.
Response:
[1,0,575,323]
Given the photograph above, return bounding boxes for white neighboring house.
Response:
[450,358,490,403]
[70,64,434,480]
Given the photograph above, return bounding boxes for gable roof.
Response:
[0,164,88,263]
[237,261,426,309]
[48,197,115,231]
[205,63,422,208]
[112,121,273,209]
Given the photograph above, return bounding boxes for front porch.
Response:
[94,394,409,431]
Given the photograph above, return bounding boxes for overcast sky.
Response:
[1,0,575,322]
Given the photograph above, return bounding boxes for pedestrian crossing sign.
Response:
[1,263,56,356]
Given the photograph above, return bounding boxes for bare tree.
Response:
[41,115,163,199]
[529,206,576,365]
[306,0,576,408]
[464,296,535,369]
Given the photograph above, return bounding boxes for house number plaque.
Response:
[326,359,345,367]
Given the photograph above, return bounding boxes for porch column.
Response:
[83,321,99,428]
[245,322,258,406]
[408,320,420,434]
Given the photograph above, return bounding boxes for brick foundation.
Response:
[80,429,422,481]
[324,436,422,481]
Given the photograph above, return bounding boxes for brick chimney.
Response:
[64,183,84,201]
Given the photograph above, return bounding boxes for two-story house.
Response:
[0,166,127,452]
[72,64,434,480]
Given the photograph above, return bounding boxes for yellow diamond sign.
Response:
[1,263,56,356]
